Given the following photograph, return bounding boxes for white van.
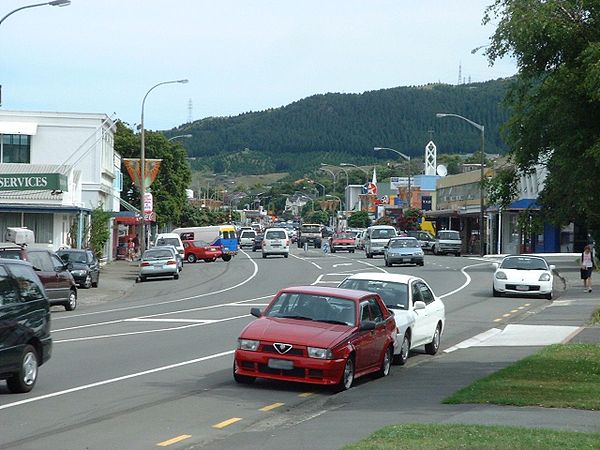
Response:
[364,225,397,258]
[262,227,289,258]
[154,233,184,258]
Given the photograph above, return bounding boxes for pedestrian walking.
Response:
[580,244,595,292]
[127,238,135,262]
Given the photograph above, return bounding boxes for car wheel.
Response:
[493,286,501,297]
[378,346,393,377]
[425,324,441,355]
[83,274,92,289]
[394,333,410,365]
[384,258,391,267]
[174,273,179,280]
[544,292,553,300]
[233,363,255,384]
[284,253,288,258]
[331,248,336,253]
[262,253,267,259]
[222,254,232,262]
[187,254,197,263]
[456,252,461,257]
[92,275,99,288]
[6,345,39,393]
[418,262,424,266]
[64,289,77,311]
[139,276,146,282]
[432,245,437,255]
[366,251,372,259]
[335,356,355,392]
[350,250,355,253]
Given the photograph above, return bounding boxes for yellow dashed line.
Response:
[259,402,284,412]
[524,303,531,306]
[517,306,525,310]
[493,318,502,322]
[510,309,519,313]
[212,417,242,429]
[502,313,511,317]
[299,392,314,398]
[157,435,192,447]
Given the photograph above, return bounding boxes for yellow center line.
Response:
[299,392,314,398]
[510,309,519,313]
[524,303,531,306]
[517,306,525,310]
[213,417,242,429]
[157,435,192,447]
[259,402,285,412]
[493,318,502,322]
[502,313,511,317]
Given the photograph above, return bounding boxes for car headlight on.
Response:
[238,339,259,351]
[539,272,551,281]
[495,271,507,280]
[307,347,332,359]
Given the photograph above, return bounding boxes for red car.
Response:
[234,286,396,391]
[329,232,356,253]
[183,240,223,263]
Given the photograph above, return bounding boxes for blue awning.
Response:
[507,198,539,210]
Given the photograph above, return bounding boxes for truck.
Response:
[297,223,322,248]
[433,230,462,256]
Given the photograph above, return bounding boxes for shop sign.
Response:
[0,173,67,191]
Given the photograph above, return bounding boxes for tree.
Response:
[484,1,600,235]
[115,122,192,230]
[88,205,112,258]
[347,211,370,228]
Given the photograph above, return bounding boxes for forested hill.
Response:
[167,79,512,176]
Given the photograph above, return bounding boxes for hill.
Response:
[167,79,512,176]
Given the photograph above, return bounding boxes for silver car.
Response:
[154,244,183,271]
[384,237,424,267]
[138,248,179,282]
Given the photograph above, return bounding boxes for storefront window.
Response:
[23,214,53,244]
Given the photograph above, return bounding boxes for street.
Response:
[0,248,598,450]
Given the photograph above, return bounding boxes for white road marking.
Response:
[438,262,489,299]
[290,252,322,269]
[332,263,353,268]
[444,324,581,353]
[125,318,216,324]
[54,251,260,320]
[0,350,235,411]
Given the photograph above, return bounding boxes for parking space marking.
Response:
[212,417,242,429]
[157,435,192,447]
[259,402,284,412]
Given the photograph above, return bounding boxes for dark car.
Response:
[252,234,264,252]
[0,258,52,393]
[57,249,100,289]
[19,248,78,311]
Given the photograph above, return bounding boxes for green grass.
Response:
[341,423,600,450]
[444,344,600,410]
[591,308,600,325]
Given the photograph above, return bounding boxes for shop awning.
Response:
[0,122,38,135]
[507,198,539,210]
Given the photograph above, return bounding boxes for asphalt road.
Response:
[0,248,598,450]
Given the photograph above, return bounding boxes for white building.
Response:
[0,110,121,260]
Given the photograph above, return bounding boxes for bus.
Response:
[171,225,238,261]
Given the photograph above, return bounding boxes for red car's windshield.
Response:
[265,292,355,326]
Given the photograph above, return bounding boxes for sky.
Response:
[0,0,517,131]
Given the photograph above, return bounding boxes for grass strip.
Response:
[444,344,600,410]
[341,423,600,450]
[591,308,600,325]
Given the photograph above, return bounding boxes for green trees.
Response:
[347,211,370,228]
[484,1,600,232]
[114,122,192,230]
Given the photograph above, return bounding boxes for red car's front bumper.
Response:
[234,349,346,386]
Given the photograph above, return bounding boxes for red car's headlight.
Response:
[238,339,259,351]
[307,347,332,359]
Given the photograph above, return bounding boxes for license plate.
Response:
[516,285,529,291]
[402,258,410,262]
[268,358,294,370]
[153,263,163,268]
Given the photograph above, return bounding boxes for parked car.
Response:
[492,255,555,300]
[330,233,356,253]
[57,249,100,289]
[355,229,368,250]
[384,237,424,267]
[0,258,52,393]
[364,225,397,258]
[433,230,462,256]
[262,227,290,258]
[183,240,223,263]
[234,285,396,391]
[239,230,257,249]
[13,248,78,311]
[154,244,183,271]
[137,248,179,282]
[252,234,264,252]
[338,272,445,364]
[154,233,184,259]
[406,230,436,253]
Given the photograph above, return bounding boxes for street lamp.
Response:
[326,194,343,229]
[297,192,315,212]
[374,147,412,207]
[168,134,192,142]
[308,180,325,197]
[340,163,369,183]
[139,78,188,253]
[436,112,485,256]
[319,165,336,194]
[0,0,70,27]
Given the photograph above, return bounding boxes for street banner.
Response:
[123,158,162,189]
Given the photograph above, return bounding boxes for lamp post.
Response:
[0,0,70,27]
[319,165,336,194]
[340,163,369,183]
[326,194,342,229]
[436,112,485,256]
[308,180,325,197]
[298,193,315,213]
[139,79,188,253]
[374,147,412,207]
[168,134,192,142]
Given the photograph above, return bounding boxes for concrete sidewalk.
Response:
[77,259,139,306]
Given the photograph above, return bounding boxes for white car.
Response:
[262,227,290,258]
[492,255,555,300]
[239,230,257,248]
[338,272,445,365]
